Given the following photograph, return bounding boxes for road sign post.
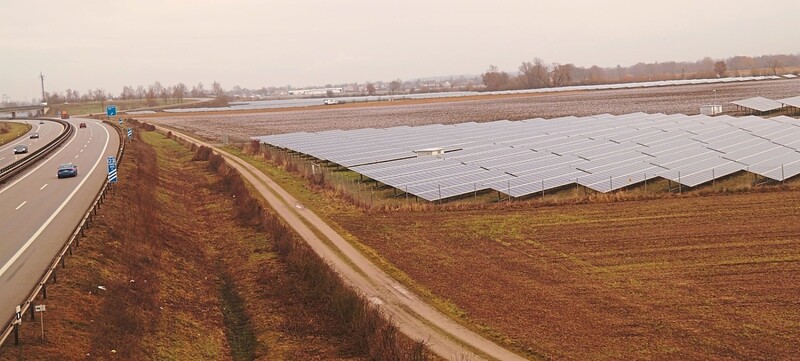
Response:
[14,305,22,345]
[127,128,133,141]
[118,117,123,125]
[34,304,46,342]
[107,156,118,184]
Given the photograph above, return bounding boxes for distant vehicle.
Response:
[79,123,87,128]
[30,133,39,139]
[39,120,44,124]
[57,163,78,178]
[13,145,28,154]
[323,98,342,105]
[60,111,69,119]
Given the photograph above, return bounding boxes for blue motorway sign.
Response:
[106,105,117,116]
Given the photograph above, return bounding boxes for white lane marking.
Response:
[80,149,84,153]
[0,127,79,195]
[0,124,111,278]
[74,155,79,158]
[16,201,26,210]
[0,157,4,161]
[40,184,48,191]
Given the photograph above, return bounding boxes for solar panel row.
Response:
[486,75,782,96]
[255,112,800,201]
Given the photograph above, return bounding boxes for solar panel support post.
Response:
[712,168,716,188]
[782,165,785,184]
[678,171,682,194]
[507,181,511,202]
[609,176,612,192]
[438,185,442,204]
[644,174,647,194]
[474,183,477,199]
[541,179,545,199]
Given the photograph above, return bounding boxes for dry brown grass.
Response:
[196,146,433,360]
[3,125,428,360]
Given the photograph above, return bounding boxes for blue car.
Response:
[57,163,78,178]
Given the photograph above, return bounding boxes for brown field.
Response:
[141,79,800,143]
[330,191,800,360]
[216,144,800,360]
[127,80,800,359]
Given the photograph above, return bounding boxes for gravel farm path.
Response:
[158,126,528,361]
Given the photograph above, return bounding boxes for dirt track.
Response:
[160,126,527,360]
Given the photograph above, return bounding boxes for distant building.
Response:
[288,87,343,96]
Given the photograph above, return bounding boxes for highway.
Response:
[0,119,63,169]
[0,118,119,324]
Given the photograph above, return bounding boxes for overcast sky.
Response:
[1,0,798,101]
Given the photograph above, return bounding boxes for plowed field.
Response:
[334,192,800,359]
[141,79,800,142]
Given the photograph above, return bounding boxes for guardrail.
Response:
[0,119,125,348]
[0,118,74,184]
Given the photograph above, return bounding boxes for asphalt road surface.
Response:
[0,118,119,325]
[0,119,63,169]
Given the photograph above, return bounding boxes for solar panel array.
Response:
[255,112,800,201]
[779,96,800,109]
[486,76,782,96]
[730,97,785,112]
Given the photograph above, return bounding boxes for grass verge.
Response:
[0,122,32,145]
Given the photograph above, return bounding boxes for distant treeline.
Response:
[481,53,800,91]
[12,53,798,108]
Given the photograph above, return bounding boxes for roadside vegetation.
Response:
[0,122,32,145]
[2,123,430,360]
[44,98,184,117]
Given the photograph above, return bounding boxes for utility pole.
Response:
[40,72,46,103]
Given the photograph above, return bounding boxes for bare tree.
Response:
[482,65,510,91]
[136,85,145,104]
[366,83,376,95]
[145,85,158,107]
[174,83,187,103]
[551,63,575,87]
[713,61,727,77]
[389,79,402,95]
[770,60,783,75]
[212,81,224,98]
[191,82,205,97]
[161,85,171,104]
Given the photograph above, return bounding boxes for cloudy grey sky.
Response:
[1,0,798,101]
